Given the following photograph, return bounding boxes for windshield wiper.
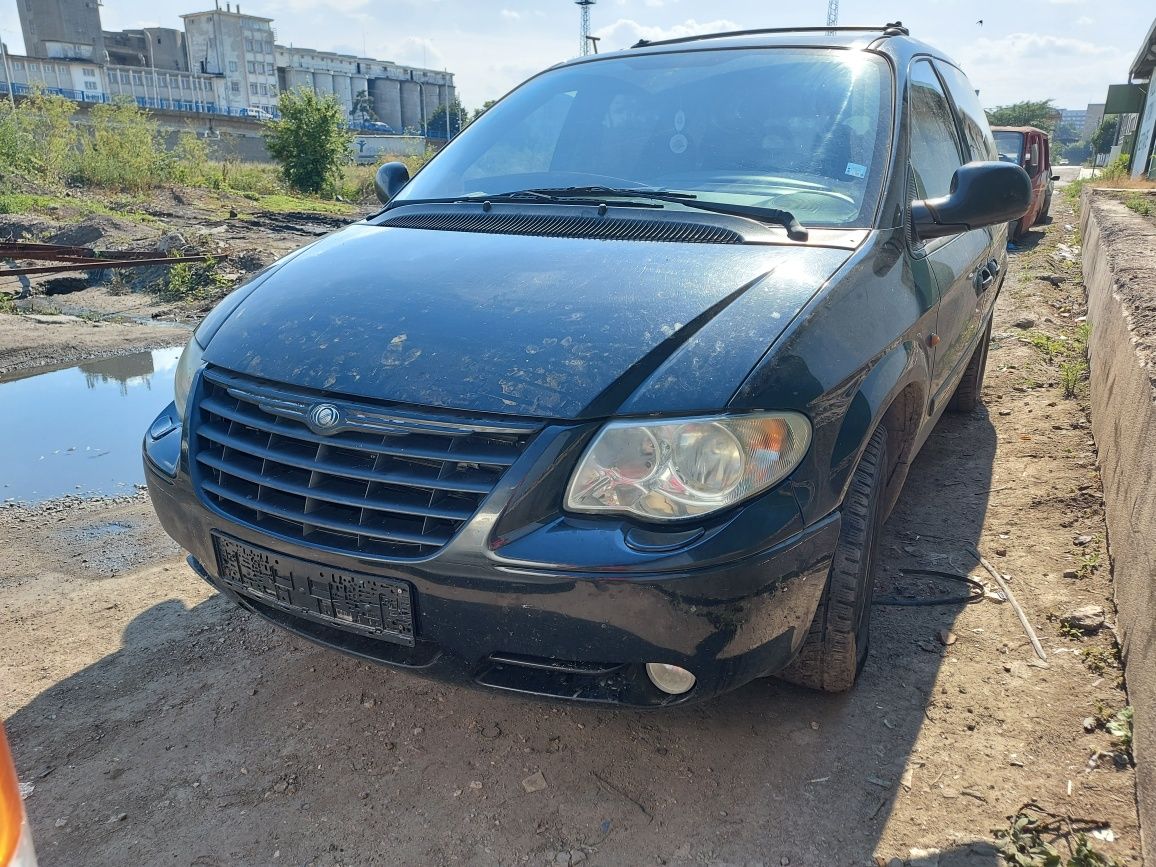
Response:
[387,186,808,240]
[525,186,809,240]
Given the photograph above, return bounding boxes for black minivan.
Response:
[145,24,1029,706]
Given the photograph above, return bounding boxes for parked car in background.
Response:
[0,725,37,867]
[993,126,1059,240]
[146,23,1029,706]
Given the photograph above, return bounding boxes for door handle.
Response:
[974,267,994,292]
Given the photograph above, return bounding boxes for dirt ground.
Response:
[0,189,1143,866]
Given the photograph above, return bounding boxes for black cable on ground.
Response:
[873,568,986,607]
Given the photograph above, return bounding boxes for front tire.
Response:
[779,425,888,692]
[947,319,992,413]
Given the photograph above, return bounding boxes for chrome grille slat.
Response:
[198,395,520,466]
[195,451,475,521]
[201,479,450,546]
[197,422,496,494]
[192,368,537,559]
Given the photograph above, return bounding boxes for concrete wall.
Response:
[350,134,427,162]
[1081,188,1156,863]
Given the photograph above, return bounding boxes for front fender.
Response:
[729,228,936,524]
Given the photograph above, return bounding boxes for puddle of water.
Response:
[0,347,183,503]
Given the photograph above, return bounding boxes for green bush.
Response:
[264,88,351,194]
[1100,154,1131,183]
[74,99,166,191]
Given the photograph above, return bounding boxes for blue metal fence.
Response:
[0,80,451,136]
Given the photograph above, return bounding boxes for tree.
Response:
[1054,122,1081,145]
[986,99,1057,132]
[427,98,467,138]
[471,100,497,122]
[351,89,376,123]
[265,87,351,193]
[1091,117,1119,155]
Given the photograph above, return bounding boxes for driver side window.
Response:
[908,60,965,200]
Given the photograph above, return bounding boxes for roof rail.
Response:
[630,22,910,49]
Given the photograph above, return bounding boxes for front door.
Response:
[905,59,997,407]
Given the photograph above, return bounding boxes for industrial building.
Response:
[6,0,456,132]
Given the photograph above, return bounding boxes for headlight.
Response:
[565,412,811,521]
[173,335,206,421]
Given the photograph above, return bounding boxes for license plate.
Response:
[212,534,415,646]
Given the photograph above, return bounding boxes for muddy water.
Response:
[0,347,183,502]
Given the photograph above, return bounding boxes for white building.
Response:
[182,7,278,115]
[1,53,225,112]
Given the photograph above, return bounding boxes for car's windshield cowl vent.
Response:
[377,209,745,244]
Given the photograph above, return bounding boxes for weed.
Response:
[995,813,1061,866]
[1060,360,1086,398]
[1106,706,1133,757]
[1079,550,1102,579]
[1069,834,1125,866]
[1027,332,1067,363]
[1080,645,1118,675]
[160,257,232,302]
[0,193,64,214]
[995,809,1125,867]
[1124,194,1154,217]
[0,293,14,314]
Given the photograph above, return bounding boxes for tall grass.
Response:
[0,91,430,202]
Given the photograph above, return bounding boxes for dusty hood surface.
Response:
[203,223,853,418]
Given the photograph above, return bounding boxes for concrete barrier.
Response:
[1081,187,1156,861]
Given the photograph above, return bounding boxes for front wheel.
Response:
[778,425,888,692]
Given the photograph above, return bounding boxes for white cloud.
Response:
[953,33,1122,109]
[501,9,520,21]
[1076,15,1095,26]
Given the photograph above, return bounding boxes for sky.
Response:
[0,0,1150,112]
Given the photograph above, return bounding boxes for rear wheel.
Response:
[779,426,888,692]
[947,319,992,413]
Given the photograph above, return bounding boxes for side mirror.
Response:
[374,161,411,204]
[911,161,1032,240]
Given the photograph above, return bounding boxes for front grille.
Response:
[191,367,539,559]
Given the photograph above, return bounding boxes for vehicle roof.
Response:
[558,25,961,72]
[991,126,1049,135]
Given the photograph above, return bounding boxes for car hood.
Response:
[203,223,854,419]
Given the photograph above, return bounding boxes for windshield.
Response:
[396,48,894,228]
[994,131,1025,164]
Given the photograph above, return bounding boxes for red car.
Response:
[993,126,1059,240]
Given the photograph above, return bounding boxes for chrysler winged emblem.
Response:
[307,403,342,433]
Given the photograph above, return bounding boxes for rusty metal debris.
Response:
[1,241,227,278]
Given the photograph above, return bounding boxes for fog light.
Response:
[645,662,696,695]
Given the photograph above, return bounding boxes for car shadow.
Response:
[6,408,1000,867]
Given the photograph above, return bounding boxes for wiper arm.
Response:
[528,187,808,240]
[666,199,809,241]
[525,185,699,201]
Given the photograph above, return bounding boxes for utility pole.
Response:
[0,37,16,109]
[576,0,595,56]
[826,0,839,32]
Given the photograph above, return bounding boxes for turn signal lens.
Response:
[173,335,206,421]
[565,412,811,521]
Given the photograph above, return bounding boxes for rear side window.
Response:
[908,60,965,200]
[935,62,998,162]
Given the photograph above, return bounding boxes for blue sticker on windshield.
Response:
[845,162,867,178]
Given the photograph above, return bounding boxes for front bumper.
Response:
[145,408,841,707]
